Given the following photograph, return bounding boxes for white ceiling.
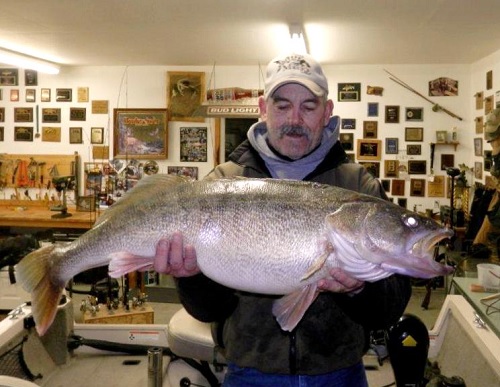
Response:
[1,0,500,68]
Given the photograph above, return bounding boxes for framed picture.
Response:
[428,176,445,197]
[24,70,37,86]
[339,133,354,151]
[407,144,421,155]
[42,108,61,123]
[359,162,380,178]
[91,127,104,144]
[408,160,427,174]
[0,68,18,85]
[367,102,379,117]
[429,77,458,96]
[10,89,19,101]
[167,71,205,122]
[76,196,96,212]
[384,160,399,178]
[69,127,83,144]
[113,108,168,159]
[410,178,426,197]
[167,166,199,180]
[42,127,61,142]
[14,127,33,141]
[70,107,86,121]
[41,88,51,102]
[338,83,361,102]
[474,161,483,179]
[475,116,484,134]
[405,107,423,121]
[441,154,455,170]
[474,138,483,156]
[14,107,33,122]
[405,127,424,142]
[385,137,399,154]
[341,118,356,129]
[385,105,400,123]
[0,127,3,141]
[25,89,36,102]
[391,179,405,196]
[180,127,208,162]
[436,131,447,143]
[356,139,382,161]
[363,121,378,138]
[0,107,3,122]
[56,88,72,102]
[77,87,89,102]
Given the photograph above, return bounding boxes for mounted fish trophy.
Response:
[50,175,76,219]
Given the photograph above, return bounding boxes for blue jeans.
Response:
[222,361,369,387]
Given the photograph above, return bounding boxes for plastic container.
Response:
[477,263,500,290]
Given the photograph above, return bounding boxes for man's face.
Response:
[259,83,333,160]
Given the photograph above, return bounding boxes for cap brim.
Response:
[265,78,325,99]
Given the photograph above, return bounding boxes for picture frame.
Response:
[69,127,83,144]
[359,162,380,178]
[25,89,36,102]
[341,118,356,129]
[410,178,426,197]
[475,91,484,110]
[0,68,19,86]
[475,116,483,134]
[405,127,424,142]
[363,121,378,139]
[14,127,33,142]
[384,160,399,178]
[338,83,361,102]
[405,107,423,121]
[77,87,89,102]
[429,77,458,96]
[76,196,96,212]
[339,133,354,151]
[180,127,208,162]
[428,176,445,197]
[436,131,447,143]
[42,108,61,123]
[70,107,86,121]
[385,105,400,123]
[474,161,483,179]
[41,88,51,102]
[113,108,168,159]
[367,102,379,117]
[10,89,19,101]
[441,154,455,170]
[391,179,405,196]
[42,126,61,142]
[91,127,104,144]
[385,137,399,154]
[24,69,38,86]
[167,71,205,122]
[56,88,72,102]
[167,166,199,180]
[356,139,382,161]
[0,107,3,122]
[408,160,427,174]
[0,127,3,141]
[14,107,33,122]
[474,137,483,156]
[407,144,422,156]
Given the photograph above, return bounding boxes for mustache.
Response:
[278,125,311,139]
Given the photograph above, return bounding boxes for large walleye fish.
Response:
[16,175,453,335]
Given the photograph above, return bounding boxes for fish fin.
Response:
[108,252,154,278]
[15,245,65,336]
[272,284,319,331]
[300,251,329,281]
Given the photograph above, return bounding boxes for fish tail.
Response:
[16,245,64,336]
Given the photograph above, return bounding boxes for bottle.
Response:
[452,127,458,142]
[206,88,264,102]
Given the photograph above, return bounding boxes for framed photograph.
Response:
[41,88,51,102]
[405,107,423,121]
[356,139,382,161]
[407,144,421,156]
[338,83,361,102]
[167,166,199,180]
[24,69,37,86]
[56,88,72,102]
[0,127,3,141]
[91,127,104,144]
[14,127,33,141]
[429,77,458,96]
[384,160,399,178]
[69,127,83,144]
[391,179,405,196]
[367,102,379,117]
[10,89,19,101]
[167,71,205,122]
[341,118,356,129]
[113,108,168,159]
[180,127,208,162]
[405,127,424,142]
[385,105,400,123]
[385,137,399,154]
[42,108,61,123]
[25,89,36,102]
[70,107,86,121]
[363,121,378,138]
[408,160,427,174]
[436,131,447,143]
[475,91,484,110]
[428,176,445,197]
[77,87,89,102]
[474,138,483,156]
[475,116,483,134]
[0,107,3,122]
[410,178,426,197]
[441,154,455,170]
[359,162,380,178]
[474,161,483,179]
[0,68,18,85]
[339,133,354,151]
[42,127,61,142]
[14,107,33,122]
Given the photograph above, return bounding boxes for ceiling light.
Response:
[289,24,308,54]
[0,47,60,74]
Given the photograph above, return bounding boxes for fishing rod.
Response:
[384,69,463,121]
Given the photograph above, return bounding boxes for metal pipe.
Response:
[147,347,163,387]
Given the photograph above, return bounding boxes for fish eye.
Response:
[403,214,419,228]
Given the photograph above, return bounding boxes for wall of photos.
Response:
[0,57,490,212]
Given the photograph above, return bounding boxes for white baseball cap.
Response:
[264,53,329,99]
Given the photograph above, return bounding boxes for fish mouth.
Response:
[410,228,454,257]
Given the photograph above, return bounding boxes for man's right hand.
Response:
[153,232,201,277]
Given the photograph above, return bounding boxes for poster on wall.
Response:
[180,126,208,162]
[167,71,205,122]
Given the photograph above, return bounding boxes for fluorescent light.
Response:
[289,24,308,54]
[0,48,60,74]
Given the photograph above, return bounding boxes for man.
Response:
[154,52,411,386]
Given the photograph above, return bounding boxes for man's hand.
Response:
[317,268,364,294]
[153,232,201,277]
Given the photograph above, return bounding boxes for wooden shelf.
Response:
[432,141,460,151]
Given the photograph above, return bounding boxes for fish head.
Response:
[326,198,454,279]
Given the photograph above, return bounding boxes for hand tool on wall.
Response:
[16,160,29,187]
